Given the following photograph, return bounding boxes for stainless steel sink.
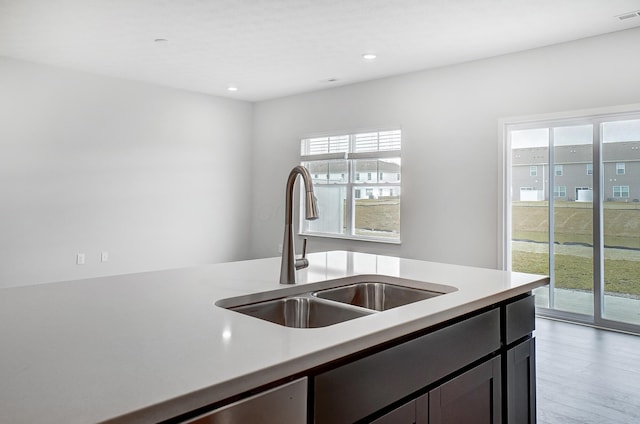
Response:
[216,274,457,328]
[230,296,371,328]
[314,282,443,311]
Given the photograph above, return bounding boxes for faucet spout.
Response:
[280,165,318,284]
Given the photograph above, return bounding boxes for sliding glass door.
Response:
[601,119,640,327]
[507,112,640,333]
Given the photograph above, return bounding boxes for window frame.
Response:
[613,185,630,198]
[553,185,567,198]
[616,162,626,175]
[299,129,402,244]
[499,102,640,336]
[554,164,563,176]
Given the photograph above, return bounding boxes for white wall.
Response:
[250,27,640,269]
[0,57,253,287]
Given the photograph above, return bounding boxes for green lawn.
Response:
[513,201,640,248]
[513,246,640,296]
[512,201,640,297]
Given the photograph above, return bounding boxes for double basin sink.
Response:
[216,275,457,328]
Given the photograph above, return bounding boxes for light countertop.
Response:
[0,251,548,423]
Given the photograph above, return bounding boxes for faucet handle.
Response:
[295,238,310,270]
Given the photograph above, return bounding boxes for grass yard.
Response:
[513,250,640,296]
[512,201,640,297]
[513,201,640,248]
[353,198,400,237]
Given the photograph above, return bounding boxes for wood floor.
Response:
[536,317,640,424]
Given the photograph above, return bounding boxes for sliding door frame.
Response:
[500,104,640,335]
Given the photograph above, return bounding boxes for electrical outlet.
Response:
[76,253,85,265]
[277,244,283,253]
[101,251,109,262]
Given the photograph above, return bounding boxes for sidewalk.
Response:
[534,287,640,326]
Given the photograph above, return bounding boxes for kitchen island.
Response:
[0,251,548,423]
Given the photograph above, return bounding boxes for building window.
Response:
[613,185,629,198]
[300,130,401,242]
[587,163,593,175]
[616,162,625,175]
[555,165,563,176]
[529,166,537,177]
[553,186,567,198]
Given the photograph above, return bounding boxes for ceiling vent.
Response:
[616,11,640,20]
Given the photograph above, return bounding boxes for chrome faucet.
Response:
[280,165,319,284]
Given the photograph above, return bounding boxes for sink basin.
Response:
[216,274,457,328]
[314,282,443,311]
[231,296,371,328]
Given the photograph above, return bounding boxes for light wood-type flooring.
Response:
[536,317,640,424]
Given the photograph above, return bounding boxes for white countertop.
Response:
[0,251,548,423]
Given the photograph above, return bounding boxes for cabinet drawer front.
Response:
[184,378,307,424]
[314,309,500,423]
[505,295,535,345]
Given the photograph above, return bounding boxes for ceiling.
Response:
[1,0,640,102]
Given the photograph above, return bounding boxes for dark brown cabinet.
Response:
[370,356,502,424]
[314,309,500,423]
[370,399,422,424]
[314,293,536,424]
[506,338,536,424]
[428,356,502,424]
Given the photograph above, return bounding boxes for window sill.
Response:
[299,232,402,245]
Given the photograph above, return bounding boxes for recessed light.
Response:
[227,86,238,92]
[154,38,168,43]
[362,53,377,60]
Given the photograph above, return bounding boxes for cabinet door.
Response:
[506,338,536,424]
[427,356,501,424]
[370,400,417,424]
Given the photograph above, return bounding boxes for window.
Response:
[529,166,537,177]
[587,163,593,175]
[616,162,626,175]
[553,186,567,198]
[613,185,629,198]
[300,130,401,242]
[555,165,563,176]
